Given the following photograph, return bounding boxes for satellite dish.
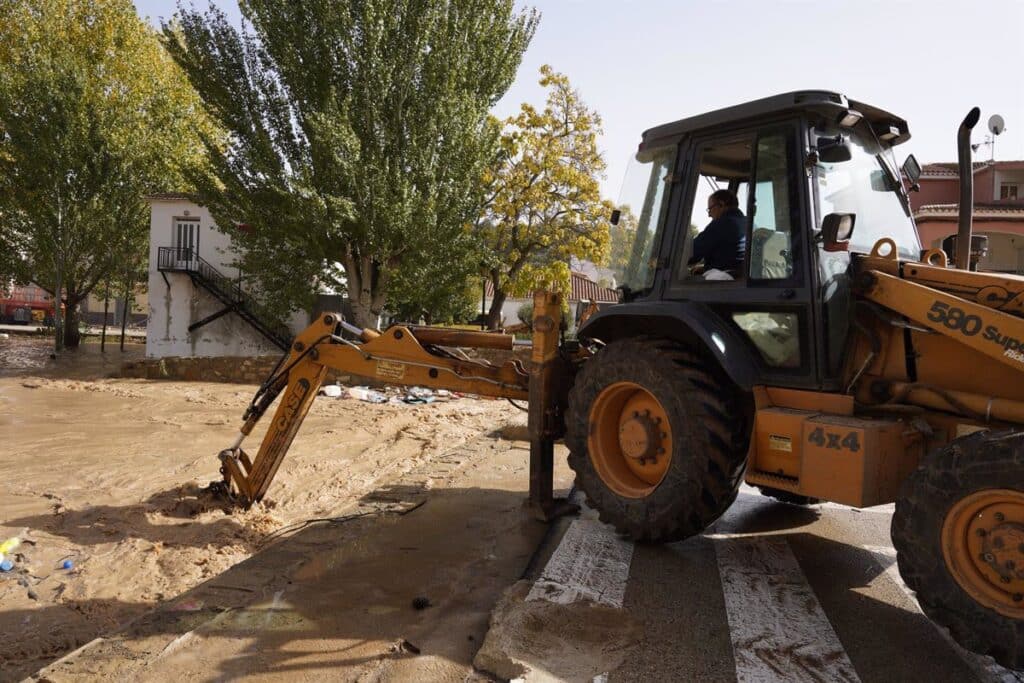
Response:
[989,114,1006,136]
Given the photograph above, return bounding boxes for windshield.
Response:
[813,126,920,259]
[610,145,675,292]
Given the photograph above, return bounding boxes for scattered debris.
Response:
[319,384,344,398]
[402,386,436,404]
[392,639,421,655]
[412,596,431,610]
[172,598,205,612]
[0,535,21,571]
[348,386,388,403]
[315,383,463,406]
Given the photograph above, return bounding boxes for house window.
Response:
[1002,184,1019,200]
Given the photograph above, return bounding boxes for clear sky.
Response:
[135,0,1024,198]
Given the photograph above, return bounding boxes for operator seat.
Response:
[749,228,792,279]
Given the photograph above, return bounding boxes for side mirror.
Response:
[610,208,621,226]
[820,213,855,252]
[902,154,922,186]
[816,136,852,163]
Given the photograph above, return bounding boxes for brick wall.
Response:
[121,355,284,383]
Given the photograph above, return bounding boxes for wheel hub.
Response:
[942,489,1024,617]
[618,410,665,464]
[587,381,673,499]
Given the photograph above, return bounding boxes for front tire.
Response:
[892,430,1024,669]
[565,338,748,543]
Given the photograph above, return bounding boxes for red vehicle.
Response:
[0,283,58,325]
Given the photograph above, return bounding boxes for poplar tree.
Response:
[164,1,537,328]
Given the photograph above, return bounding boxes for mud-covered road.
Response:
[1,337,565,682]
[4,336,1020,682]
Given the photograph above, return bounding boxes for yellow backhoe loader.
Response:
[212,91,1024,668]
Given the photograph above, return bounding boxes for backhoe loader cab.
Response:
[588,90,918,391]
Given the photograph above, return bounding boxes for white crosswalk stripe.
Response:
[526,518,634,608]
[714,536,861,683]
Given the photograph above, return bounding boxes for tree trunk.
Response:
[485,285,507,330]
[100,286,109,352]
[120,286,130,351]
[53,272,63,353]
[343,250,388,329]
[62,300,81,349]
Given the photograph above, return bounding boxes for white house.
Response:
[145,194,309,358]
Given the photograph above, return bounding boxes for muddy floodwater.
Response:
[0,336,512,681]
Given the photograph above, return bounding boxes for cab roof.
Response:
[641,90,910,148]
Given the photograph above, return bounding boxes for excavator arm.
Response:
[214,292,579,520]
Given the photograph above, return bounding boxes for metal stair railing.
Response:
[157,247,292,350]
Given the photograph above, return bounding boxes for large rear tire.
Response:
[892,430,1024,669]
[565,338,748,543]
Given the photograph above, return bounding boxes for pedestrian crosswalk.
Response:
[524,487,1024,683]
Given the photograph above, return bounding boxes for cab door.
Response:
[662,121,820,389]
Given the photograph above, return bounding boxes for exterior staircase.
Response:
[157,247,292,351]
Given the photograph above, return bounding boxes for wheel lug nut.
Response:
[996,512,1006,522]
[1002,576,1012,584]
[977,529,987,537]
[983,553,996,563]
[1007,561,1017,570]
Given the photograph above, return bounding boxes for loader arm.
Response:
[854,264,1024,425]
[861,270,1024,373]
[215,292,577,519]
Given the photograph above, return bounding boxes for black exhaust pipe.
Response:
[955,107,981,270]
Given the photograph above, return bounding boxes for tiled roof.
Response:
[484,272,619,302]
[570,272,619,302]
[915,202,1024,221]
[919,160,1024,178]
[145,192,195,201]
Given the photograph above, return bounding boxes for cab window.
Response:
[748,131,798,280]
[677,137,752,280]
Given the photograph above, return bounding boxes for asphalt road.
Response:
[523,485,1024,683]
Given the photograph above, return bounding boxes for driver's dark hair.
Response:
[711,189,739,209]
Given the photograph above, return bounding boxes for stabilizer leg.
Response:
[527,291,579,522]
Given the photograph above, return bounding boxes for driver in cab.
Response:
[689,189,746,280]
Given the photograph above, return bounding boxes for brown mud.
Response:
[0,337,518,681]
